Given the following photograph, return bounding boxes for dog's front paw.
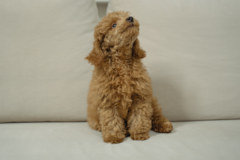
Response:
[154,121,173,133]
[103,135,125,144]
[131,132,149,141]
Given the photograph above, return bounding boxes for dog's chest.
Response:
[98,57,148,118]
[110,63,134,95]
[101,60,134,116]
[110,58,133,87]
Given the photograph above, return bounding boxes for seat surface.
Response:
[0,120,240,160]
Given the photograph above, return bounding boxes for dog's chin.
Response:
[129,26,139,37]
[126,24,135,30]
[125,25,139,35]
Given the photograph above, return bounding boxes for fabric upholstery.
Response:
[0,120,240,160]
[0,0,99,122]
[107,0,240,121]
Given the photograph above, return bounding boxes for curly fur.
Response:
[86,11,173,144]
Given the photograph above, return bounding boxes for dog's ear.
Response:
[85,26,104,66]
[132,38,146,59]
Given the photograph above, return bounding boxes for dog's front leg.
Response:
[99,107,126,144]
[127,99,153,140]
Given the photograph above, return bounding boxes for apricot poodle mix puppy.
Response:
[86,11,173,144]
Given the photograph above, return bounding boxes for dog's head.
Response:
[86,11,146,66]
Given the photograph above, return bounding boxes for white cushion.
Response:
[0,0,99,122]
[0,120,240,159]
[107,0,240,121]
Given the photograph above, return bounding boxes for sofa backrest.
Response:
[1,0,239,123]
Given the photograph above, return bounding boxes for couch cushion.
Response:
[0,120,240,160]
[0,0,99,122]
[107,0,240,121]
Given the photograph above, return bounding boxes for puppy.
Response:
[86,11,173,144]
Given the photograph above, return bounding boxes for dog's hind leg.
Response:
[151,96,173,133]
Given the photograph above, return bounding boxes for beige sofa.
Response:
[0,0,240,159]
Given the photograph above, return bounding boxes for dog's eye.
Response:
[112,23,117,28]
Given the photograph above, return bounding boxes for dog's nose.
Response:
[126,16,134,22]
